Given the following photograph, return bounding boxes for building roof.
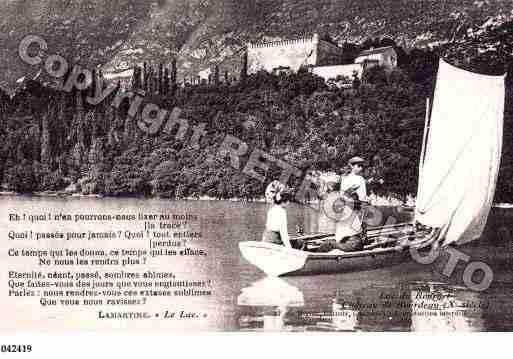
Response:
[248,33,322,49]
[104,68,134,80]
[357,46,396,57]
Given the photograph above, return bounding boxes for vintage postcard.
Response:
[1,0,513,351]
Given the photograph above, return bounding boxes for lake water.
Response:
[1,196,513,332]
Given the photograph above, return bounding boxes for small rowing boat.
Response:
[239,223,440,276]
[240,59,506,277]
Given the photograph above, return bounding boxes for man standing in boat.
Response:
[332,156,368,252]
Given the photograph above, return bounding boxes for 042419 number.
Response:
[1,345,32,353]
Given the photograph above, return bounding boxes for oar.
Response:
[364,238,400,250]
[291,233,334,242]
[367,225,413,236]
[367,229,412,240]
[367,223,413,232]
[292,223,413,242]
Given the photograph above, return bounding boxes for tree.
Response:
[132,66,142,90]
[158,63,164,94]
[163,66,170,95]
[104,148,150,196]
[40,105,52,167]
[143,62,149,91]
[363,66,388,86]
[352,71,361,90]
[241,51,248,83]
[171,58,178,96]
[5,160,37,193]
[214,64,220,86]
[151,160,179,197]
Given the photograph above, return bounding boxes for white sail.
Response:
[416,59,506,246]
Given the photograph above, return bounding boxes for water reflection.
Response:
[480,284,513,331]
[237,277,304,331]
[330,295,358,331]
[323,285,412,331]
[409,282,483,331]
[237,278,498,332]
[328,283,486,332]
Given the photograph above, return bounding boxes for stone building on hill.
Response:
[247,34,344,74]
[355,46,398,69]
[312,46,398,86]
[247,34,398,86]
[104,68,134,89]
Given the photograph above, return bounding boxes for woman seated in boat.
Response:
[331,156,369,252]
[262,181,304,249]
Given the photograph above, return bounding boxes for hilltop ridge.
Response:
[1,0,512,93]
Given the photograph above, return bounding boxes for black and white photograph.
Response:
[1,0,513,348]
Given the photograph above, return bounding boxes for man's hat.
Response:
[348,156,365,165]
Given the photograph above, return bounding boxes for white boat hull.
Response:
[239,229,441,277]
[239,241,408,276]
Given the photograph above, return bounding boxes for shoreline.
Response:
[0,191,264,202]
[1,191,511,209]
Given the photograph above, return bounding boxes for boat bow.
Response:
[239,241,309,276]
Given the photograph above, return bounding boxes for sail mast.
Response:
[418,97,431,189]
